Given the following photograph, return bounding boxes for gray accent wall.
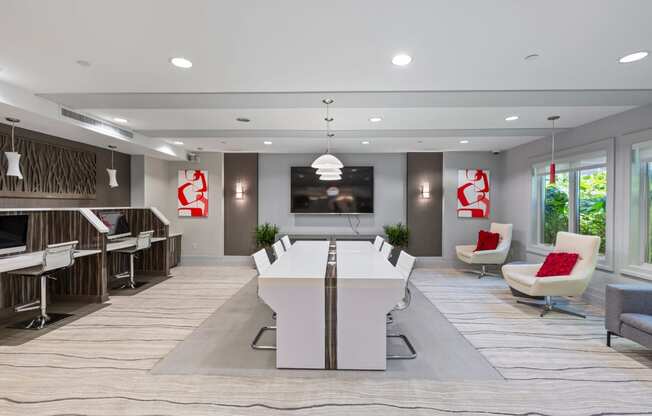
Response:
[407,153,443,256]
[224,153,258,255]
[442,152,504,264]
[500,104,652,306]
[258,153,406,236]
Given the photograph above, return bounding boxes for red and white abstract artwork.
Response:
[457,169,490,218]
[178,170,208,217]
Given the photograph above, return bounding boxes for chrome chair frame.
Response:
[114,230,153,289]
[251,248,277,350]
[9,241,78,329]
[387,250,417,360]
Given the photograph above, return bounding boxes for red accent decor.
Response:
[457,169,490,218]
[549,163,556,184]
[536,252,580,277]
[474,230,500,252]
[177,170,209,217]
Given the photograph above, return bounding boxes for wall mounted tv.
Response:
[291,166,374,214]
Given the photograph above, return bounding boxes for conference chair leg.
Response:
[387,333,417,359]
[607,331,612,347]
[517,296,586,319]
[251,326,277,350]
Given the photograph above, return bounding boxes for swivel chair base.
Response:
[387,333,417,359]
[251,325,277,350]
[461,265,500,279]
[517,296,586,318]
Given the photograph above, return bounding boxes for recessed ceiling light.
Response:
[172,141,184,145]
[505,115,519,122]
[264,141,272,145]
[361,141,370,145]
[619,51,648,63]
[369,117,383,123]
[236,117,251,123]
[170,57,193,68]
[459,140,469,144]
[76,60,91,67]
[524,53,539,61]
[113,117,128,124]
[392,54,412,66]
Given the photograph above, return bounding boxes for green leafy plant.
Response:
[255,223,279,248]
[383,223,409,248]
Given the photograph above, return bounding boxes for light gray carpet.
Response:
[152,278,503,381]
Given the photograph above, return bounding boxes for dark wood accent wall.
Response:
[169,235,182,268]
[0,210,107,316]
[406,153,443,256]
[224,153,258,255]
[0,123,130,208]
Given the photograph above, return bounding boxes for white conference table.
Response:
[258,239,405,370]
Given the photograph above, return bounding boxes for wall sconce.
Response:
[421,182,430,199]
[235,181,244,199]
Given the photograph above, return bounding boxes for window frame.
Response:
[528,139,615,271]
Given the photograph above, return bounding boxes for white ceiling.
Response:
[1,0,651,154]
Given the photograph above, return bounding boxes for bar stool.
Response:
[8,241,78,329]
[387,250,417,359]
[114,230,153,289]
[251,248,276,350]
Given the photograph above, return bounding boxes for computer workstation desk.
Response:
[0,207,182,324]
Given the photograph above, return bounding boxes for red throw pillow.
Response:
[536,252,580,277]
[474,230,500,252]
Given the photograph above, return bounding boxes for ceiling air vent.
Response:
[187,152,200,163]
[61,108,134,140]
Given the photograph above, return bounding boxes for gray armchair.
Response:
[605,284,652,348]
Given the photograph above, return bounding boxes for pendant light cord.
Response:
[10,123,16,152]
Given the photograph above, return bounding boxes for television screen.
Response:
[291,167,374,214]
[0,214,29,253]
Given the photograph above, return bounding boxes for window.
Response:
[532,151,609,256]
[629,142,652,268]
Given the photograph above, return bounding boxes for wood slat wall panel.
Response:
[169,235,182,268]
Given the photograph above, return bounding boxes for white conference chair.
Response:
[387,250,417,359]
[251,248,276,350]
[281,235,292,251]
[9,241,78,329]
[373,236,384,251]
[380,242,393,260]
[502,231,600,318]
[455,222,513,278]
[272,240,285,260]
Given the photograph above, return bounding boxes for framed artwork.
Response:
[178,170,208,217]
[457,169,490,218]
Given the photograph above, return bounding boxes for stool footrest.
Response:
[15,301,40,313]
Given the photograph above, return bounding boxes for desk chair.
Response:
[380,242,393,260]
[114,230,153,289]
[251,248,277,350]
[272,240,285,261]
[281,235,292,251]
[9,241,78,329]
[387,250,417,359]
[373,236,384,251]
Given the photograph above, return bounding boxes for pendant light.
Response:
[311,99,343,175]
[548,115,560,185]
[107,145,119,188]
[4,117,23,179]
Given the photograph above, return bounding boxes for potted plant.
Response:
[255,222,280,258]
[383,222,409,264]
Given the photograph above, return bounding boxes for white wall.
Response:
[442,152,504,263]
[258,153,406,236]
[501,104,652,306]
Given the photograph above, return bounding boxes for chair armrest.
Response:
[606,284,652,333]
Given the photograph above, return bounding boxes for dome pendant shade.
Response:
[107,168,119,188]
[5,152,23,179]
[319,173,342,181]
[311,153,343,169]
[316,167,342,175]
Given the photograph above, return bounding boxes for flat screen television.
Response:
[0,214,29,256]
[291,166,374,214]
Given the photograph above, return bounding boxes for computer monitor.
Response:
[0,214,29,256]
[98,212,130,238]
